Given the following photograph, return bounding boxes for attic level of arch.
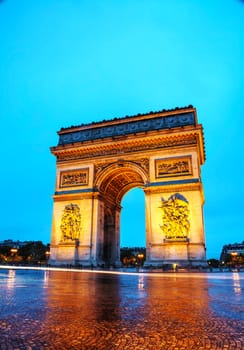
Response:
[51,107,205,164]
[51,130,204,164]
[57,110,196,145]
[58,105,195,132]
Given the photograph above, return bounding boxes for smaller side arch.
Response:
[103,208,115,264]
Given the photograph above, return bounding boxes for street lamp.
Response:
[10,248,18,255]
[9,248,18,264]
[230,252,238,268]
[45,251,50,267]
[137,253,144,266]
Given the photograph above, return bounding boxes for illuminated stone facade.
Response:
[50,106,206,266]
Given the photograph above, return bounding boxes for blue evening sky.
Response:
[0,0,243,259]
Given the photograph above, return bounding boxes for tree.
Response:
[18,241,48,264]
[0,245,11,263]
[207,259,219,268]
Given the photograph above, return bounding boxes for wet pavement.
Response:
[0,267,244,349]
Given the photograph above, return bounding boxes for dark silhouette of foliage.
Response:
[0,241,49,264]
[207,258,219,268]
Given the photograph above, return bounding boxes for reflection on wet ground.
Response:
[0,268,244,349]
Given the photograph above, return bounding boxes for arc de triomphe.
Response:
[49,105,206,267]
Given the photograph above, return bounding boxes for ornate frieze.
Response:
[155,156,192,178]
[160,193,190,241]
[60,168,89,188]
[60,203,81,242]
[133,158,149,173]
[58,112,195,145]
[55,135,197,162]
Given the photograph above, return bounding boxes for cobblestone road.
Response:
[0,268,244,349]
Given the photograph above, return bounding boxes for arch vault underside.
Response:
[97,161,147,205]
[50,106,207,267]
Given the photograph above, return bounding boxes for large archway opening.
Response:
[120,187,146,248]
[96,162,148,265]
[120,187,146,266]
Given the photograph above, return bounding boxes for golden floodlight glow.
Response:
[10,248,18,254]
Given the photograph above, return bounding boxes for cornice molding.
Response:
[58,106,196,133]
[57,110,196,145]
[144,182,203,195]
[52,130,204,163]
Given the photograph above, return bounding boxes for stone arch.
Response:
[94,161,148,265]
[50,106,206,267]
[95,160,149,205]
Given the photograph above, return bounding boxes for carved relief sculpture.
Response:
[156,156,192,178]
[60,203,81,242]
[60,168,89,187]
[161,193,190,240]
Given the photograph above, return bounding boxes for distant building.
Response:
[120,247,146,255]
[120,247,146,266]
[220,241,244,262]
[0,239,34,248]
